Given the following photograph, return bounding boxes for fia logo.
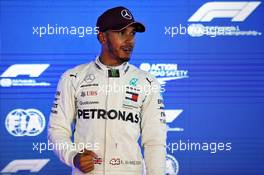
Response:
[5,108,46,137]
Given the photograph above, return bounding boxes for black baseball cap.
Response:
[96,6,145,33]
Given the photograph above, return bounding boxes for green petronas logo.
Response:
[108,69,120,77]
[112,69,118,76]
[129,78,138,86]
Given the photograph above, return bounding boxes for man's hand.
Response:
[73,149,98,173]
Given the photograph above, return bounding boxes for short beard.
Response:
[105,34,131,64]
[119,57,130,63]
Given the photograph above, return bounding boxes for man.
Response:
[48,6,167,175]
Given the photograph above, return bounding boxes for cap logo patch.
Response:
[121,9,132,20]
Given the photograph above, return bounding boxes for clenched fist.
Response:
[73,149,98,173]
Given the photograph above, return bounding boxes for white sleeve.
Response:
[141,78,167,175]
[48,71,78,167]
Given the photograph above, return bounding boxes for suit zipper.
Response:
[104,76,109,175]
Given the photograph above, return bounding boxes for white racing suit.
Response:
[48,56,167,175]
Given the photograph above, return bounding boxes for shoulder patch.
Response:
[70,73,77,78]
[146,77,154,85]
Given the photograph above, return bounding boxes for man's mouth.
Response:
[121,46,133,53]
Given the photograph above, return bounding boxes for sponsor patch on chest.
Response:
[123,86,142,110]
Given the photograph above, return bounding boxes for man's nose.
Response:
[125,34,134,44]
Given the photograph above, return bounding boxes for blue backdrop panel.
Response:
[1,0,264,174]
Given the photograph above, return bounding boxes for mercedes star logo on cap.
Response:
[121,9,132,20]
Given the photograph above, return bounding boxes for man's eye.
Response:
[131,31,136,36]
[118,31,125,35]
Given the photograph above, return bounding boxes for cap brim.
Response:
[110,21,145,33]
[130,22,145,32]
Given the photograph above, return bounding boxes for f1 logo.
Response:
[0,64,49,77]
[1,159,49,173]
[188,1,261,22]
[165,110,184,132]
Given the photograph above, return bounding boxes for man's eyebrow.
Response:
[128,28,136,33]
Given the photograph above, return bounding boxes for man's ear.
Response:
[97,32,106,44]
